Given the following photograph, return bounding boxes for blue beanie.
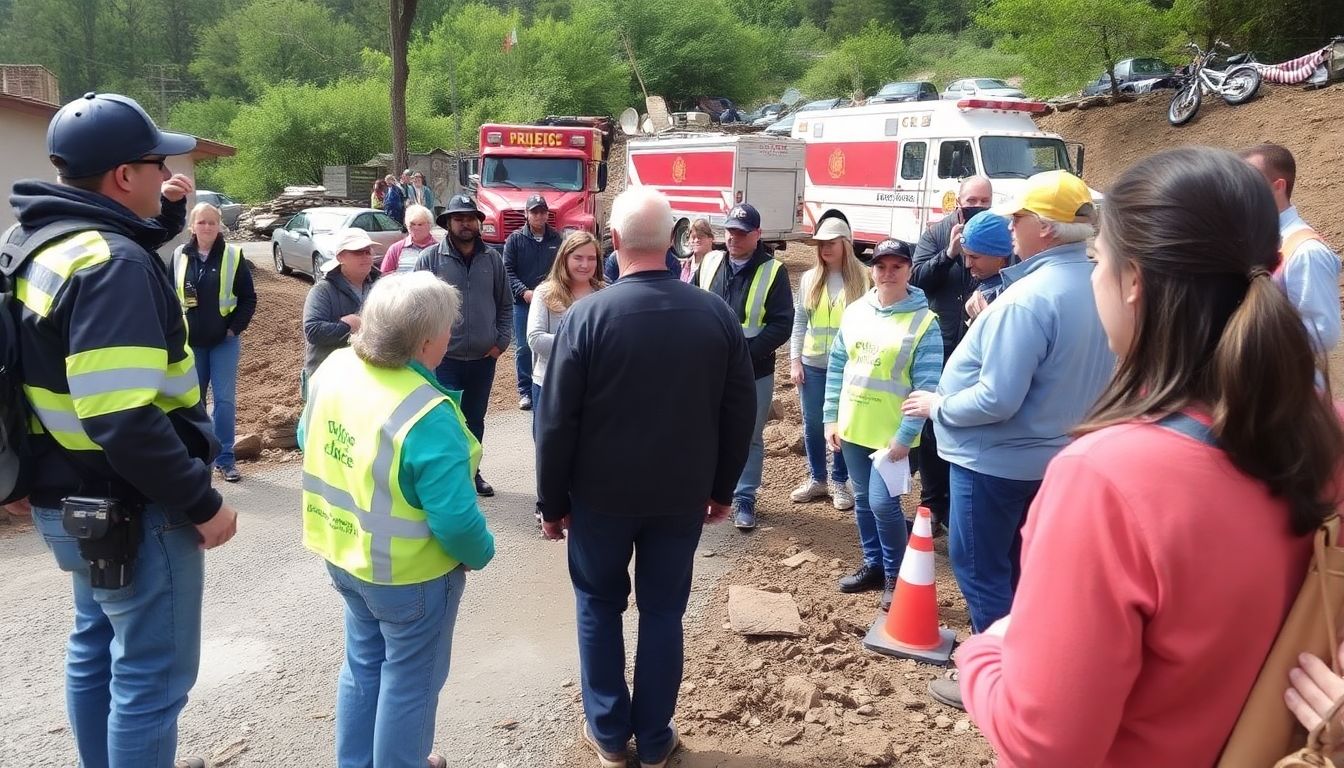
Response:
[962,211,1014,259]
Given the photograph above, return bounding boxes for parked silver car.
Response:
[196,190,242,230]
[270,207,405,279]
[942,78,1027,100]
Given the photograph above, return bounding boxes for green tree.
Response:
[210,77,455,200]
[979,0,1172,97]
[826,0,890,38]
[190,0,364,100]
[800,21,907,98]
[168,96,243,141]
[724,0,803,28]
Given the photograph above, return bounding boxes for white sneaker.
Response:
[790,479,828,503]
[831,481,855,511]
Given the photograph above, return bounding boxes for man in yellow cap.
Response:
[902,169,1115,709]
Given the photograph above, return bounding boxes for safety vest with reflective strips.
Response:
[836,298,937,451]
[801,272,849,359]
[300,348,481,585]
[172,243,241,316]
[14,230,201,453]
[697,252,783,338]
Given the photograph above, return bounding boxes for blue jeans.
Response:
[326,563,467,768]
[33,503,205,768]
[840,441,910,578]
[530,382,542,436]
[947,463,1042,632]
[192,333,240,468]
[798,363,847,483]
[733,374,774,504]
[434,356,498,446]
[568,504,704,764]
[513,301,533,397]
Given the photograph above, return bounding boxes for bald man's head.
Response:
[958,176,993,209]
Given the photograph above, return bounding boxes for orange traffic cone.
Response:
[863,506,956,665]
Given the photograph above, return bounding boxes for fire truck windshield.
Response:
[481,157,584,191]
[978,136,1071,180]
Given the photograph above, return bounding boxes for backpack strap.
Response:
[1153,412,1216,447]
[0,219,112,279]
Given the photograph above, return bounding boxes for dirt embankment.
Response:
[1037,82,1344,244]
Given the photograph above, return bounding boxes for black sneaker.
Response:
[880,576,897,612]
[474,473,494,497]
[838,563,883,594]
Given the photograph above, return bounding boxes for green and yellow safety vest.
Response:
[697,252,783,338]
[801,273,848,359]
[173,243,241,316]
[300,348,480,585]
[836,299,936,451]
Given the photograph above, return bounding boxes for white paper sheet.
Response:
[869,449,911,496]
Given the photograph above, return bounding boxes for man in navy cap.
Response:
[416,194,512,497]
[502,193,562,411]
[4,92,237,768]
[694,203,793,529]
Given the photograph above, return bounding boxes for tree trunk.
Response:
[389,0,418,181]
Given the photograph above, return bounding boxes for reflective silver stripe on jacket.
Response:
[842,308,931,396]
[302,383,443,582]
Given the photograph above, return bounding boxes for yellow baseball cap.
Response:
[993,170,1095,223]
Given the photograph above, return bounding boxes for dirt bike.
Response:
[1168,40,1263,126]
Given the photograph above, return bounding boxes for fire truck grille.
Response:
[502,210,557,238]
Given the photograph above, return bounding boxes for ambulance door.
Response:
[928,138,977,232]
[894,140,929,241]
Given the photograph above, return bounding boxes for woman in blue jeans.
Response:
[171,202,256,482]
[298,272,496,768]
[823,239,943,611]
[789,215,868,511]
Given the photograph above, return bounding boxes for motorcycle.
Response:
[1167,40,1263,126]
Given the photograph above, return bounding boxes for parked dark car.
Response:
[1081,57,1177,96]
[871,81,939,103]
[196,190,242,230]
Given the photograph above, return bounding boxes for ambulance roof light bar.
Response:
[956,98,1050,114]
[486,131,503,145]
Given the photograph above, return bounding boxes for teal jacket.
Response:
[298,360,495,570]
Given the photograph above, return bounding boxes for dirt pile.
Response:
[234,265,308,462]
[1037,82,1344,243]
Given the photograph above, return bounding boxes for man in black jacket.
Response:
[502,193,562,411]
[910,175,992,529]
[693,203,792,530]
[537,187,754,768]
[7,92,237,768]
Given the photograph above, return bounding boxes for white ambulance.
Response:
[625,133,807,255]
[790,98,1086,251]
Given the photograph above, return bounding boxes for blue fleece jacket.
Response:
[932,240,1114,481]
[822,285,944,449]
[297,360,495,570]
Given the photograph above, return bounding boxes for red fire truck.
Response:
[625,133,807,256]
[791,98,1087,251]
[458,117,614,246]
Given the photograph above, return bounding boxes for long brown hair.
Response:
[541,230,605,313]
[805,237,868,311]
[1077,147,1342,535]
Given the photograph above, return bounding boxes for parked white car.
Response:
[270,207,405,279]
[942,78,1027,100]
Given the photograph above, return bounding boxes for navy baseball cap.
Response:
[525,193,548,211]
[871,238,914,263]
[724,203,761,232]
[47,93,196,179]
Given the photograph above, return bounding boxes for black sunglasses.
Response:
[129,157,167,171]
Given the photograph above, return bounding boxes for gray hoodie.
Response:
[414,235,513,360]
[303,266,377,378]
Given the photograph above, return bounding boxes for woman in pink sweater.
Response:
[957,147,1344,766]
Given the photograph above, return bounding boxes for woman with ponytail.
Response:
[955,146,1344,766]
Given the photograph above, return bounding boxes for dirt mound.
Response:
[1037,83,1344,243]
[235,264,309,461]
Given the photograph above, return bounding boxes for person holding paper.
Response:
[823,239,943,611]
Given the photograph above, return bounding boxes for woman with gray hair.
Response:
[297,271,496,768]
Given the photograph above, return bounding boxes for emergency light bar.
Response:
[956,98,1049,114]
[486,131,503,145]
